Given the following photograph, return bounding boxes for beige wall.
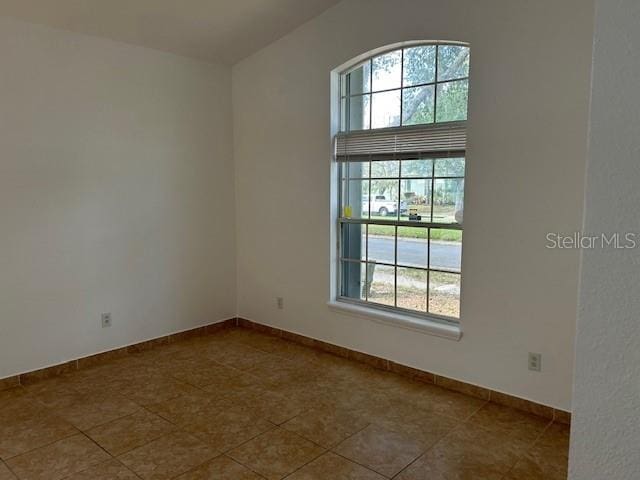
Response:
[0,17,236,378]
[233,0,593,410]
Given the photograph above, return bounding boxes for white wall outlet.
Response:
[101,313,112,328]
[528,352,542,372]
[276,297,284,309]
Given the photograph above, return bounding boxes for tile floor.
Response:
[0,327,570,479]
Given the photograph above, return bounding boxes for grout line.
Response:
[78,430,116,462]
[389,417,473,479]
[324,420,412,479]
[280,449,329,479]
[500,419,554,479]
[222,453,269,479]
[331,435,391,476]
[57,433,146,480]
[269,428,331,477]
[2,459,20,480]
[113,457,145,480]
[2,430,81,463]
[389,452,423,479]
[330,449,394,479]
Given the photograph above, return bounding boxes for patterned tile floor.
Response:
[0,327,570,479]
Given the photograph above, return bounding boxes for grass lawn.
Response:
[367,221,462,241]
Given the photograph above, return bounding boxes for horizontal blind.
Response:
[335,121,466,162]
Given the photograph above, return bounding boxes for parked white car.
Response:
[363,195,407,217]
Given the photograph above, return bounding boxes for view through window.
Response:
[336,43,469,321]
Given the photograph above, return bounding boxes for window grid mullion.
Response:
[338,218,463,231]
[343,75,470,100]
[395,159,401,308]
[365,223,369,301]
[427,227,431,314]
[345,72,350,132]
[428,158,436,313]
[433,45,439,124]
[399,48,405,127]
[394,225,398,308]
[340,258,459,276]
[344,176,465,182]
[368,160,372,220]
[368,59,373,131]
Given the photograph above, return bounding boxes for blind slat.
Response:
[335,122,466,161]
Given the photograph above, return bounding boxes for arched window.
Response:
[335,43,469,323]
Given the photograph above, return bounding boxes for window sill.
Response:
[327,300,462,341]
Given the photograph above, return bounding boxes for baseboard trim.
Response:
[0,316,571,426]
[0,317,238,388]
[236,317,571,425]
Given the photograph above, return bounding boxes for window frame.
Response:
[340,43,470,132]
[334,42,469,328]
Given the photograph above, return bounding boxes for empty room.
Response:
[0,0,636,479]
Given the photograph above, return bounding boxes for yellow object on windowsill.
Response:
[343,205,353,218]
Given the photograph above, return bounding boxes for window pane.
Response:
[434,158,465,177]
[402,85,435,126]
[436,79,468,122]
[403,46,436,87]
[400,179,432,223]
[397,227,428,268]
[433,179,464,224]
[367,225,395,264]
[341,261,366,301]
[371,90,401,129]
[429,271,460,318]
[341,75,347,97]
[342,161,370,180]
[397,267,427,312]
[401,159,433,178]
[349,61,371,95]
[368,264,395,306]
[341,223,366,261]
[437,45,470,82]
[349,94,370,130]
[371,160,399,178]
[372,50,402,91]
[340,97,347,131]
[370,179,399,219]
[342,179,369,219]
[430,229,462,272]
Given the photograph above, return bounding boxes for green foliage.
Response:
[435,80,469,122]
[342,44,470,130]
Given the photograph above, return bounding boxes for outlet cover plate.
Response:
[528,352,542,372]
[101,313,112,328]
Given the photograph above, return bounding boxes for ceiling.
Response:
[0,0,342,64]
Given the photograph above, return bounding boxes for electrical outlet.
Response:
[101,313,112,328]
[276,297,284,310]
[528,352,542,372]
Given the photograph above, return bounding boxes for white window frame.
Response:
[329,42,469,340]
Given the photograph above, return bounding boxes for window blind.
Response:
[335,121,466,162]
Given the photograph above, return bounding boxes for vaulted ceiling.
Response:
[0,0,342,64]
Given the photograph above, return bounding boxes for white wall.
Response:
[569,0,640,477]
[233,0,593,410]
[0,17,236,378]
